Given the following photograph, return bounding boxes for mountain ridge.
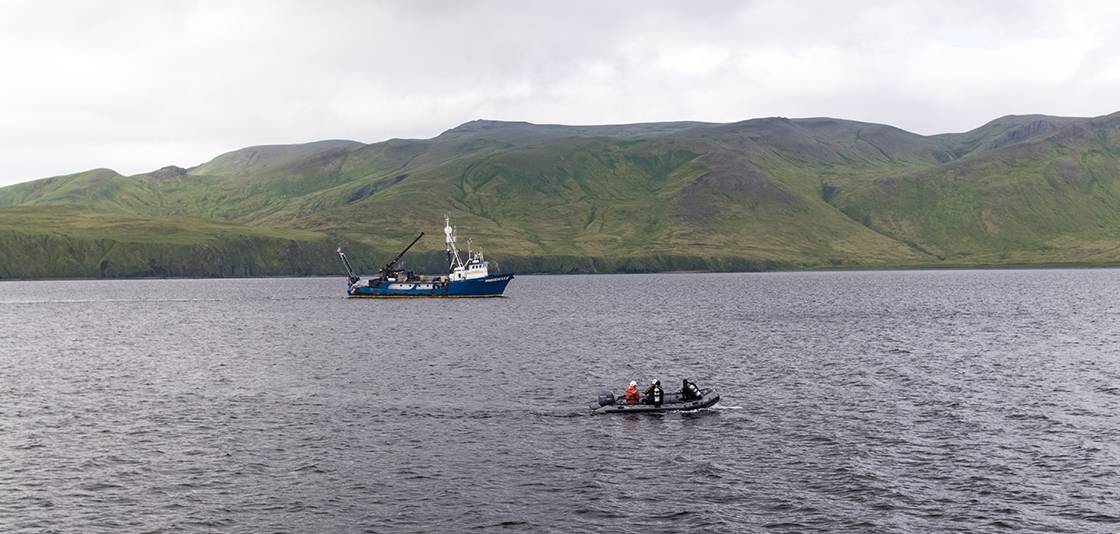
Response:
[4,111,1120,279]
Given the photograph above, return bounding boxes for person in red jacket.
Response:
[623,381,640,405]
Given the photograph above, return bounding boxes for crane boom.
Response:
[381,232,424,275]
[337,247,360,285]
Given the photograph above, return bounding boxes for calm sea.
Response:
[1,271,1118,533]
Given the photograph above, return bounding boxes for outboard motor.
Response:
[596,391,616,407]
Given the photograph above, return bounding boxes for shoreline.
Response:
[4,261,1120,282]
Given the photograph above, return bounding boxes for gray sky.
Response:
[2,0,1119,186]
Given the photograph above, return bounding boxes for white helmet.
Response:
[629,381,637,387]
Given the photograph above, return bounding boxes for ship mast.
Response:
[444,215,465,270]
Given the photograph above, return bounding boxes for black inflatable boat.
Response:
[590,388,720,414]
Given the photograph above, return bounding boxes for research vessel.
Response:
[337,217,514,298]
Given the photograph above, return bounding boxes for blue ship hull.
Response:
[347,273,514,298]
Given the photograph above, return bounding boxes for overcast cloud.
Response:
[2,0,1119,185]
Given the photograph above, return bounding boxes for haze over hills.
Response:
[3,111,1120,279]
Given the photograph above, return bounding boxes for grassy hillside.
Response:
[827,113,1120,264]
[0,206,371,278]
[3,111,1120,279]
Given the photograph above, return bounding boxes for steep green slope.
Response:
[316,133,923,264]
[828,113,1120,264]
[3,112,1120,279]
[0,206,413,279]
[0,169,163,214]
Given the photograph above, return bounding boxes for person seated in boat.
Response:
[623,381,641,405]
[642,379,664,407]
[680,379,702,401]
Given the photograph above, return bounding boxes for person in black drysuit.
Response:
[642,379,664,407]
[680,379,702,401]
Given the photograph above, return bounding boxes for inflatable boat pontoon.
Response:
[590,388,720,414]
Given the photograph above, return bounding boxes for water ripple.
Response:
[2,271,1120,532]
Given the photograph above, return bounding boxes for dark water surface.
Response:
[2,271,1119,533]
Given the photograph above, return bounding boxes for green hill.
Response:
[4,112,1120,279]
